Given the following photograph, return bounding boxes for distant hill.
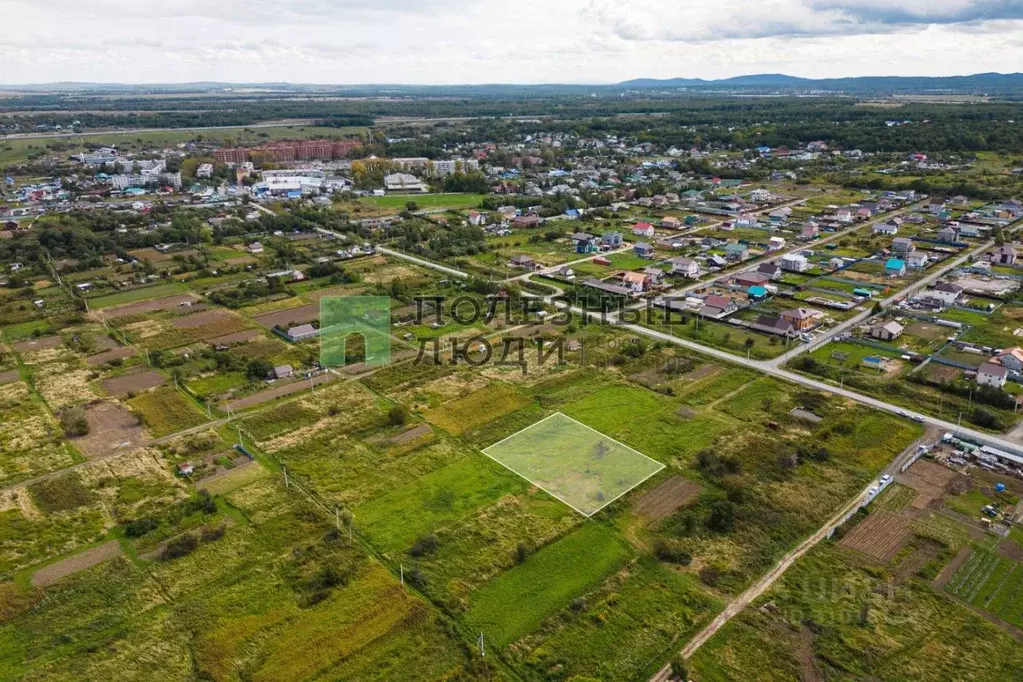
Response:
[616,72,1023,94]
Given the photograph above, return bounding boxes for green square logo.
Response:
[320,296,392,368]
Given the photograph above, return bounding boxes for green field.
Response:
[89,282,185,309]
[463,522,633,647]
[360,193,485,210]
[483,412,664,516]
[945,547,1023,628]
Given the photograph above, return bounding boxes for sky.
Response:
[3,0,1023,84]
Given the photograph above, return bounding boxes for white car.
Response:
[897,410,910,418]
[880,474,892,484]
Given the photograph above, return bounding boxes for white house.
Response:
[977,362,1008,388]
[750,188,773,203]
[780,253,809,272]
[669,257,700,278]
[926,282,964,305]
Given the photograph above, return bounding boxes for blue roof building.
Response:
[884,258,906,276]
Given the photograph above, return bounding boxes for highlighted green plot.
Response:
[482,412,664,516]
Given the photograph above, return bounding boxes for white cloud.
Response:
[1,0,1021,83]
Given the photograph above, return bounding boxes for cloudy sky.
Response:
[3,0,1023,84]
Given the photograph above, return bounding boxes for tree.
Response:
[246,358,274,380]
[707,499,737,532]
[405,200,419,212]
[670,657,688,681]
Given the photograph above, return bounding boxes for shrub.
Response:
[28,474,92,513]
[163,533,199,560]
[60,406,90,437]
[124,517,159,537]
[409,533,439,557]
[707,500,737,532]
[388,403,410,426]
[654,540,692,565]
[201,524,226,543]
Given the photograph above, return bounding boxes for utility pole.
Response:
[478,633,485,658]
[400,564,404,586]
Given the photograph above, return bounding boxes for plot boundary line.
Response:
[481,411,665,517]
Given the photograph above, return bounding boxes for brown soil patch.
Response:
[208,330,262,346]
[74,402,148,458]
[222,373,336,411]
[391,423,432,445]
[31,541,123,587]
[894,540,942,584]
[171,308,235,329]
[90,335,120,352]
[797,626,823,682]
[0,369,20,385]
[86,346,136,367]
[103,293,200,318]
[997,538,1023,562]
[933,544,973,590]
[924,364,961,383]
[839,510,912,561]
[102,369,165,396]
[897,459,956,509]
[12,336,62,353]
[681,364,721,382]
[129,247,196,263]
[253,304,318,328]
[906,322,947,340]
[633,476,701,522]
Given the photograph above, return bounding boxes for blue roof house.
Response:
[884,258,906,276]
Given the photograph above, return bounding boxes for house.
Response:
[634,242,655,259]
[977,362,1008,388]
[926,282,964,305]
[582,278,633,298]
[707,254,728,268]
[780,253,809,272]
[768,207,792,222]
[993,347,1023,372]
[757,261,782,280]
[575,235,599,254]
[564,208,582,220]
[632,222,655,238]
[891,237,915,254]
[248,241,264,254]
[724,243,749,261]
[873,221,899,236]
[750,188,773,203]
[871,321,904,341]
[767,237,786,252]
[669,257,700,278]
[286,324,318,342]
[937,225,960,243]
[836,208,854,223]
[508,255,537,270]
[989,245,1017,265]
[906,251,929,269]
[642,267,666,286]
[928,197,947,214]
[751,314,797,337]
[273,364,294,380]
[734,271,770,288]
[513,214,540,228]
[621,271,649,294]
[884,258,907,276]
[467,211,486,226]
[555,266,575,280]
[601,232,623,247]
[780,308,822,331]
[699,295,738,319]
[800,222,820,240]
[660,216,681,230]
[747,285,769,300]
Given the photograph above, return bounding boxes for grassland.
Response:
[463,522,634,647]
[127,387,208,436]
[360,193,485,210]
[690,543,1023,681]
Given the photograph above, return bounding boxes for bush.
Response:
[163,533,199,560]
[654,540,692,565]
[699,565,722,587]
[60,406,90,437]
[707,500,737,532]
[388,403,410,426]
[201,524,226,543]
[409,533,439,557]
[124,517,159,537]
[515,543,529,564]
[28,474,92,513]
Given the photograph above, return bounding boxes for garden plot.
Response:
[482,412,664,516]
[838,510,913,560]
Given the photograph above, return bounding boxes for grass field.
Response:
[463,522,633,647]
[482,412,664,516]
[359,193,485,210]
[945,547,1023,628]
[88,282,186,309]
[127,386,208,436]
